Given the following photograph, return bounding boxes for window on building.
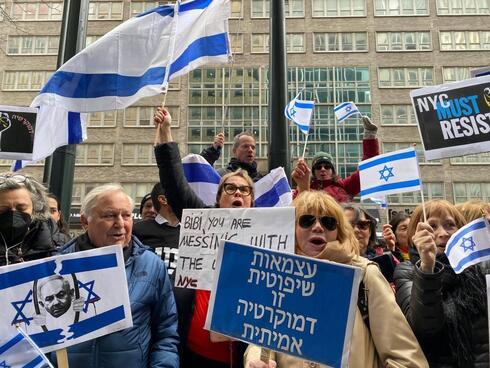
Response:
[442,66,471,82]
[85,35,102,47]
[440,31,490,51]
[374,0,429,15]
[230,0,242,18]
[12,2,63,20]
[121,183,156,204]
[314,32,368,52]
[450,152,490,164]
[129,1,159,16]
[388,182,444,204]
[7,36,59,55]
[251,0,304,18]
[88,2,123,20]
[437,0,490,15]
[0,2,4,21]
[378,67,434,88]
[453,182,490,203]
[382,142,439,164]
[168,78,180,90]
[72,183,106,205]
[87,111,117,127]
[122,144,156,165]
[2,70,52,91]
[124,106,179,127]
[75,144,114,165]
[312,0,365,17]
[376,31,431,51]
[380,105,417,125]
[230,34,243,54]
[251,33,305,53]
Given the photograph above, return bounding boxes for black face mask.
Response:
[0,210,32,246]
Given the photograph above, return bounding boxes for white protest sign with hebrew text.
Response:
[175,207,295,290]
[0,245,132,353]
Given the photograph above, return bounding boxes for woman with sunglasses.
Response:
[153,106,253,368]
[0,173,57,265]
[245,190,428,367]
[393,200,488,367]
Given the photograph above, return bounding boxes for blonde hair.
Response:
[215,170,254,206]
[293,191,359,255]
[455,200,490,222]
[408,199,466,247]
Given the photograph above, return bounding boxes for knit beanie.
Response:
[312,152,335,172]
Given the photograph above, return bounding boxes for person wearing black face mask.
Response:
[0,173,57,265]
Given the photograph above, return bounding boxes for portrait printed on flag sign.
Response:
[0,245,132,353]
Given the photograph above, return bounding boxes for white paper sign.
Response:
[175,207,295,290]
[0,245,132,353]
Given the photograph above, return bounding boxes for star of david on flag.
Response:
[358,147,421,200]
[334,101,361,123]
[445,217,490,274]
[0,327,53,368]
[284,95,315,135]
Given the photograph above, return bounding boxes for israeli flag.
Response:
[334,101,361,123]
[0,329,53,368]
[359,147,421,200]
[369,195,388,209]
[284,97,315,134]
[254,167,292,207]
[445,217,490,274]
[182,154,221,206]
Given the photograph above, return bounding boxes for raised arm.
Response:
[200,132,224,165]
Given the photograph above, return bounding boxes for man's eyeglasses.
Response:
[0,174,27,185]
[351,220,371,231]
[298,215,337,231]
[223,183,252,196]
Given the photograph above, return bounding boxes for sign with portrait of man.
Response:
[0,105,37,160]
[0,246,132,353]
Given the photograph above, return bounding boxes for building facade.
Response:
[0,0,489,224]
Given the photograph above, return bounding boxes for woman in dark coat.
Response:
[393,199,488,367]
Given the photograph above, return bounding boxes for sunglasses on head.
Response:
[0,174,27,185]
[223,183,252,196]
[351,219,371,230]
[298,215,337,231]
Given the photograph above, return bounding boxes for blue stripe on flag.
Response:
[30,329,64,348]
[22,355,44,368]
[60,254,118,275]
[255,177,291,207]
[445,220,487,256]
[294,101,314,109]
[67,305,125,339]
[359,149,416,171]
[68,112,83,144]
[136,4,174,17]
[0,261,56,290]
[39,67,166,98]
[13,160,23,171]
[453,247,490,273]
[169,33,228,77]
[183,163,221,184]
[297,123,309,133]
[359,179,421,197]
[180,0,213,11]
[333,102,351,111]
[0,333,23,355]
[338,109,359,122]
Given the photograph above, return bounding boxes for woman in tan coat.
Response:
[244,188,428,367]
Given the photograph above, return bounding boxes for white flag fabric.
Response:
[334,101,361,123]
[0,329,53,368]
[359,147,421,200]
[369,195,388,209]
[284,97,314,134]
[31,0,231,113]
[445,217,490,274]
[182,154,221,206]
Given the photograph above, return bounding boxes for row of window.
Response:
[3,0,489,22]
[86,106,180,127]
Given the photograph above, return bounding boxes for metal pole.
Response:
[268,0,290,177]
[43,0,89,221]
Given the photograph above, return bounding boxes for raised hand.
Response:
[412,222,437,273]
[292,159,311,193]
[213,132,225,150]
[382,224,396,252]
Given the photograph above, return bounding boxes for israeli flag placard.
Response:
[0,246,132,353]
[284,98,315,134]
[445,217,490,274]
[359,147,422,200]
[334,102,361,123]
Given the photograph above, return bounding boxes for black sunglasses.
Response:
[298,215,337,231]
[351,219,371,230]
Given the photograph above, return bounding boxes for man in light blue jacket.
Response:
[60,183,179,368]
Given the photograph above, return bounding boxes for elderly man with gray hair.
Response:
[60,183,179,368]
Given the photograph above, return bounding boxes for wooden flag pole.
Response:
[56,349,69,368]
[301,133,309,160]
[413,143,427,222]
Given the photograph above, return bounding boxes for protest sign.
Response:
[206,241,362,368]
[0,246,132,353]
[410,75,490,160]
[0,105,37,160]
[175,207,295,290]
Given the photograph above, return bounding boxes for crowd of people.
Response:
[0,106,489,368]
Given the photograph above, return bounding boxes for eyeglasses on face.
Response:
[298,215,337,231]
[223,183,252,196]
[351,220,371,230]
[0,174,27,185]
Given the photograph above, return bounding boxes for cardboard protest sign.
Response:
[0,105,37,160]
[410,75,490,160]
[206,241,362,368]
[0,246,132,353]
[175,207,295,290]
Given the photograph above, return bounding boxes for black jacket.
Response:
[394,250,489,367]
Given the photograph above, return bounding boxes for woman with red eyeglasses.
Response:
[245,190,428,368]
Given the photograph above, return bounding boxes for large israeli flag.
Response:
[445,217,490,274]
[31,0,231,112]
[254,167,292,207]
[334,101,361,123]
[0,328,54,368]
[284,97,315,134]
[359,147,421,200]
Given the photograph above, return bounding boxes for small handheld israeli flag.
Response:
[359,147,421,200]
[284,97,315,134]
[445,217,490,274]
[334,101,361,123]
